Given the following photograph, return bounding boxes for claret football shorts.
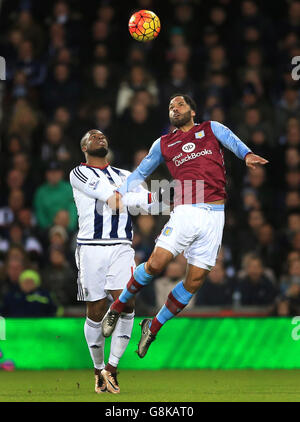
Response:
[75,243,136,302]
[155,204,225,271]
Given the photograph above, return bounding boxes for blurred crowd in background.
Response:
[1,0,300,317]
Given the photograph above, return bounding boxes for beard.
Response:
[87,146,108,157]
[170,110,192,128]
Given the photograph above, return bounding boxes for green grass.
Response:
[1,369,300,402]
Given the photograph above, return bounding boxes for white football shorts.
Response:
[155,204,225,271]
[75,243,136,302]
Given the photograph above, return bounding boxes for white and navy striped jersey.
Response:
[70,163,136,246]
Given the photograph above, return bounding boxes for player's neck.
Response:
[85,156,109,169]
[177,120,195,132]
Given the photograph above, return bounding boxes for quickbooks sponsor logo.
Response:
[174,149,212,166]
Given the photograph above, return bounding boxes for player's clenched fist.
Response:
[245,152,269,169]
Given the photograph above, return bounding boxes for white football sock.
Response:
[84,317,105,370]
[108,312,135,367]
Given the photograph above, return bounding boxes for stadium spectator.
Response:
[33,161,77,231]
[135,256,189,319]
[52,106,78,141]
[47,22,67,60]
[12,10,45,55]
[208,6,229,42]
[236,107,273,145]
[195,261,235,307]
[92,105,116,146]
[132,215,157,264]
[274,257,300,316]
[205,45,229,77]
[49,0,84,47]
[4,222,43,263]
[275,87,300,134]
[255,223,282,276]
[242,166,273,217]
[83,63,117,111]
[236,209,266,258]
[41,246,77,307]
[6,168,34,205]
[160,62,195,108]
[42,63,81,114]
[48,225,70,255]
[116,65,158,116]
[9,39,47,87]
[117,102,160,165]
[6,99,40,150]
[0,189,25,230]
[172,2,198,43]
[40,122,73,171]
[0,269,59,317]
[236,255,278,306]
[152,258,194,311]
[0,257,25,298]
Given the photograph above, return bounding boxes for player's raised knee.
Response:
[146,257,165,276]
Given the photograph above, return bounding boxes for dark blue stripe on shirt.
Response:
[101,167,115,185]
[73,168,86,183]
[125,213,133,241]
[84,166,100,177]
[93,200,103,239]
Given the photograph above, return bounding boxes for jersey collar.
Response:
[80,162,110,170]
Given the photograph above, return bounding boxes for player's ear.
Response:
[191,109,196,118]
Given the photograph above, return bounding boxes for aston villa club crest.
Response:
[195,130,205,139]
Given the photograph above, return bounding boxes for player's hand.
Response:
[245,153,269,169]
[107,192,124,212]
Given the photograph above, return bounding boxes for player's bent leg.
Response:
[102,248,173,338]
[137,265,210,358]
[85,299,109,393]
[146,247,174,275]
[108,247,173,314]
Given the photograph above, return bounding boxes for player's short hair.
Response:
[169,94,197,112]
[80,129,109,150]
[80,131,91,149]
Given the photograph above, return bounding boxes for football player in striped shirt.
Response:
[70,129,158,394]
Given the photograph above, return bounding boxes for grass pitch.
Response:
[0,369,300,402]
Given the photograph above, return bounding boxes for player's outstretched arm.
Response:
[117,138,164,196]
[210,121,269,166]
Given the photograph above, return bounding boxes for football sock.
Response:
[111,263,154,313]
[108,311,135,367]
[150,281,193,335]
[84,318,105,370]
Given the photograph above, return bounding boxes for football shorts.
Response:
[155,203,225,271]
[75,243,136,301]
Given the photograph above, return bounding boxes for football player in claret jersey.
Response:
[70,129,157,393]
[102,94,269,358]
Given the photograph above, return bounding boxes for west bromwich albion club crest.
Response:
[195,130,205,139]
